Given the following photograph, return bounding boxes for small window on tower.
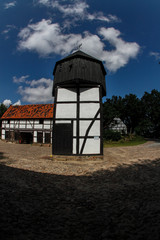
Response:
[39,119,44,125]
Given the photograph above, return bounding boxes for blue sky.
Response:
[0,0,160,106]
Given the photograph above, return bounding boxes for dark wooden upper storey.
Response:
[52,50,106,97]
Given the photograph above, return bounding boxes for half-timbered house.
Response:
[1,104,53,144]
[52,50,106,157]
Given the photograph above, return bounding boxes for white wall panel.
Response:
[10,124,14,128]
[2,130,5,135]
[2,134,5,140]
[80,103,100,118]
[56,104,76,118]
[55,120,71,124]
[20,120,26,124]
[19,124,25,129]
[57,88,77,102]
[35,125,43,129]
[27,125,32,129]
[34,131,37,137]
[44,125,50,129]
[80,88,99,101]
[80,120,100,136]
[44,120,50,124]
[73,139,76,154]
[79,138,100,154]
[73,121,76,137]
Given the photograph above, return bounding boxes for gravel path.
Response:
[0,140,160,239]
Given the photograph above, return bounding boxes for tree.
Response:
[103,94,142,134]
[140,89,160,138]
[122,94,143,134]
[103,97,120,129]
[0,104,7,118]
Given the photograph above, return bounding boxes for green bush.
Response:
[104,129,122,141]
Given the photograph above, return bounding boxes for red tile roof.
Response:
[1,104,54,119]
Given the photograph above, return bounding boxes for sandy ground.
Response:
[0,140,160,239]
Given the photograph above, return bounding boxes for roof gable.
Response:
[1,104,54,119]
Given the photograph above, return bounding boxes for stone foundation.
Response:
[52,155,103,161]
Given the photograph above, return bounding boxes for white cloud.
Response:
[150,51,160,60]
[13,100,21,106]
[13,75,29,83]
[98,27,140,72]
[4,1,16,9]
[3,99,12,106]
[38,0,89,18]
[87,13,120,23]
[17,78,54,103]
[1,25,17,39]
[18,19,81,56]
[37,0,119,23]
[18,19,140,72]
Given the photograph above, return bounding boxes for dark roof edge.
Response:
[53,50,106,75]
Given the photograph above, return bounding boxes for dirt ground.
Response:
[0,140,160,239]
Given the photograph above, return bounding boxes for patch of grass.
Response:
[104,135,147,148]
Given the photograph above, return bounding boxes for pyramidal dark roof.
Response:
[53,50,106,75]
[52,50,107,97]
[63,50,100,61]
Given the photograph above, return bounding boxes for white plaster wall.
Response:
[1,129,5,140]
[55,120,71,124]
[15,121,19,128]
[80,87,99,101]
[44,125,50,129]
[34,131,37,143]
[79,120,100,136]
[57,88,77,102]
[34,120,39,124]
[20,124,25,129]
[43,132,45,143]
[73,139,76,154]
[20,120,25,124]
[1,135,5,140]
[44,120,50,124]
[27,120,33,128]
[79,138,100,154]
[34,124,43,129]
[27,125,32,129]
[2,129,5,135]
[56,103,76,118]
[80,103,100,118]
[73,121,76,137]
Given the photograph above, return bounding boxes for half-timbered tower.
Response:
[52,50,106,157]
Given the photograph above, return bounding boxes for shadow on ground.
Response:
[0,152,160,240]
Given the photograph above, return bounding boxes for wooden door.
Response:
[53,123,73,155]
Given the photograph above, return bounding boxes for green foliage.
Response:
[103,89,160,139]
[104,129,121,141]
[104,135,146,148]
[0,104,7,118]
